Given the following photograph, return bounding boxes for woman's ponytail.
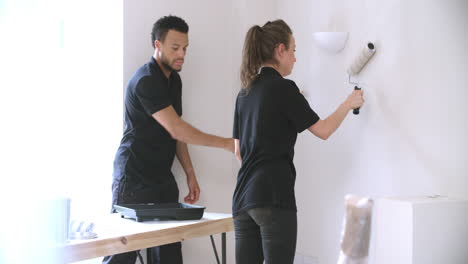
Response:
[239,20,292,91]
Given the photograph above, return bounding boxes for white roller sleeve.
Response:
[347,43,376,76]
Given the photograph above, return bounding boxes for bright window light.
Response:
[0,0,122,263]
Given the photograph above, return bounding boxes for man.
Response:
[103,15,233,264]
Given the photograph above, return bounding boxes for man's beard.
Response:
[161,54,182,73]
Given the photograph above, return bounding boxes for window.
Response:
[0,1,123,263]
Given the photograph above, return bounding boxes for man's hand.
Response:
[224,138,235,153]
[184,176,200,204]
[234,139,242,165]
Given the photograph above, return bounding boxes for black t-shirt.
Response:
[232,67,320,216]
[113,57,182,186]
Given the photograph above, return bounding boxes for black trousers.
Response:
[103,175,183,264]
[234,207,297,264]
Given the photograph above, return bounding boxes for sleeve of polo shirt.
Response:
[282,80,320,133]
[233,95,240,139]
[135,76,171,116]
[176,74,183,116]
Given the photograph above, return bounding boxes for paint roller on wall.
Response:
[347,42,376,115]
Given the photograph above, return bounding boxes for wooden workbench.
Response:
[59,212,233,263]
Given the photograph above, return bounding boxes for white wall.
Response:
[125,1,468,263]
[124,1,277,263]
[276,0,468,263]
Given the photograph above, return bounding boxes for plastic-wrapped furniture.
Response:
[337,195,373,264]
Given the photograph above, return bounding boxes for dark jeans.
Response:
[103,175,183,264]
[234,207,297,264]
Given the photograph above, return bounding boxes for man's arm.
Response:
[234,139,242,165]
[176,141,200,204]
[153,105,234,153]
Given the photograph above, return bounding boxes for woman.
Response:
[232,20,364,264]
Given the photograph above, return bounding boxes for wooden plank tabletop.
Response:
[59,212,233,263]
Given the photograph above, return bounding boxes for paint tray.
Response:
[114,203,205,222]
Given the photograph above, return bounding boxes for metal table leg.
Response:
[210,235,220,264]
[210,233,227,264]
[222,232,226,264]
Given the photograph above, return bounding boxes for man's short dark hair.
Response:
[151,15,189,48]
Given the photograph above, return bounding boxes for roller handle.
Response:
[353,86,361,115]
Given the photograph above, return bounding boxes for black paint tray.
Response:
[114,203,205,222]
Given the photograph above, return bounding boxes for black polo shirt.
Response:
[232,67,320,216]
[113,57,182,186]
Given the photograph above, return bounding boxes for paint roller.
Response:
[347,42,376,115]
